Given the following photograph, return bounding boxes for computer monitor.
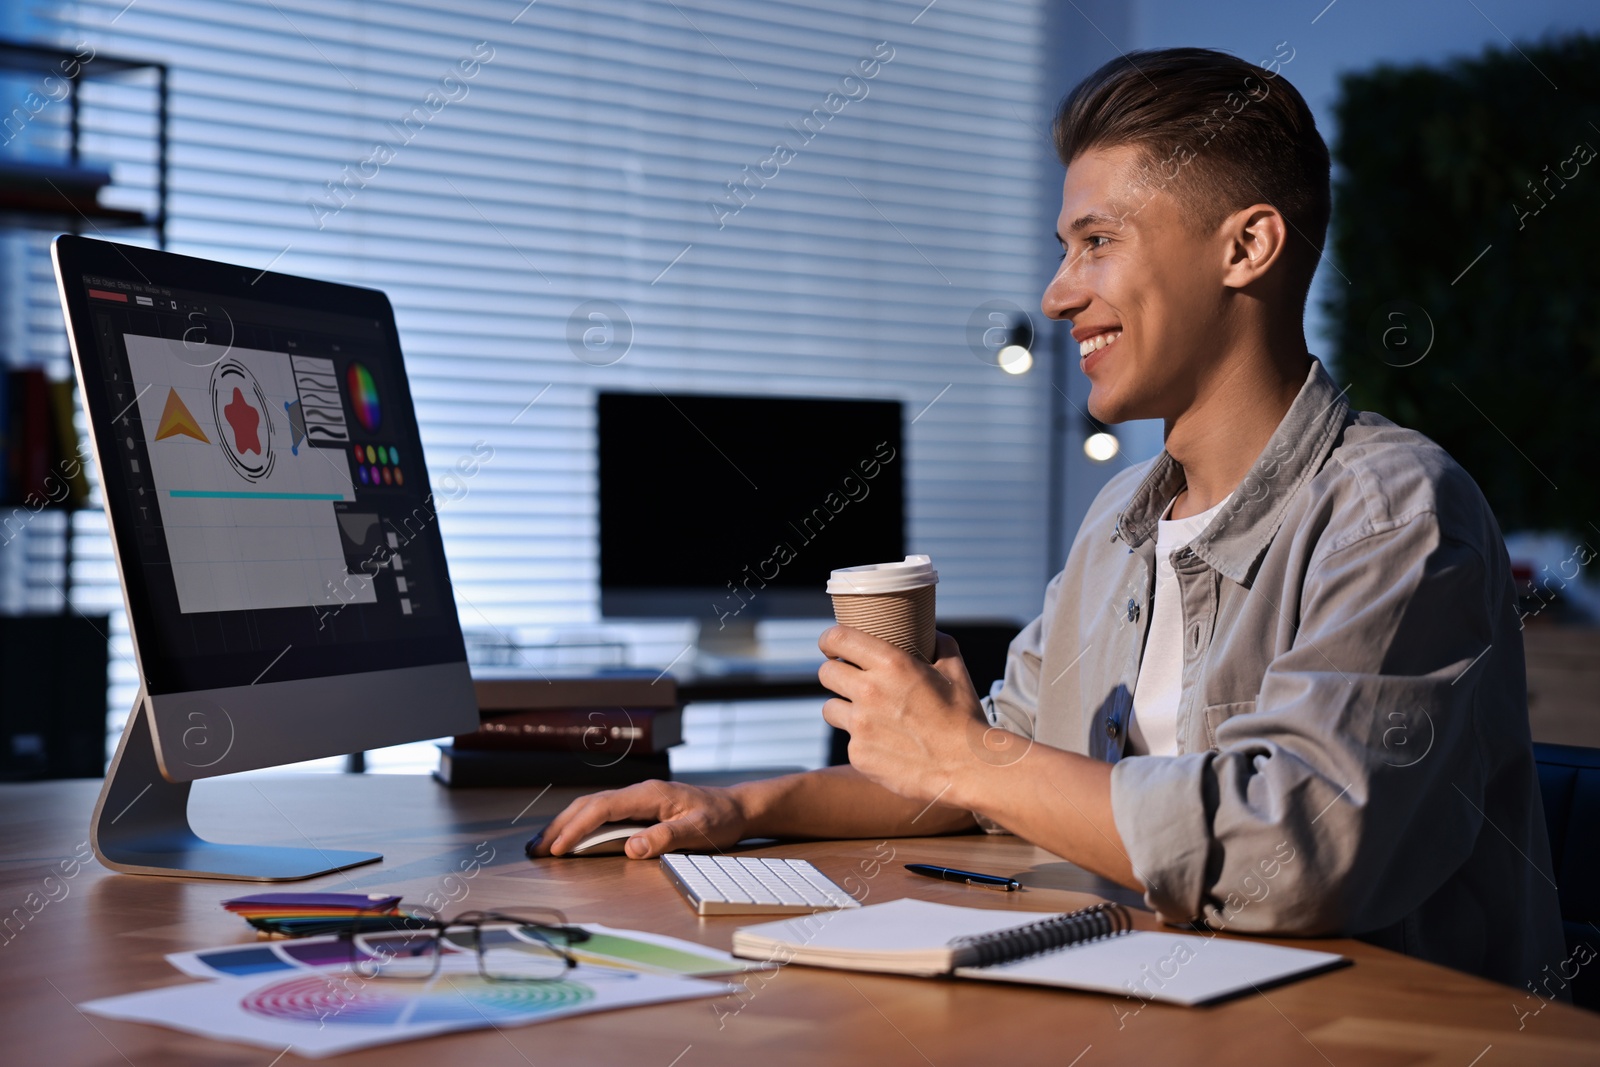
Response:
[52,235,479,880]
[597,391,904,657]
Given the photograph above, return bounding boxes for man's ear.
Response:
[1219,204,1289,289]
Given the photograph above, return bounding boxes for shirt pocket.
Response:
[1201,700,1256,750]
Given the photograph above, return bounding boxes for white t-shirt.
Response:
[1126,494,1232,757]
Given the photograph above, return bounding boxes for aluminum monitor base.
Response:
[90,693,382,881]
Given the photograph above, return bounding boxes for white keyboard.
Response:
[660,853,862,915]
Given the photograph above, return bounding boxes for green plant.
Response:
[1324,34,1600,536]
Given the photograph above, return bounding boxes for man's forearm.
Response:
[954,742,1141,890]
[732,764,977,840]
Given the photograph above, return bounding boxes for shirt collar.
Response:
[1113,358,1352,587]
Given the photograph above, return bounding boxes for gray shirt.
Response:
[982,358,1564,990]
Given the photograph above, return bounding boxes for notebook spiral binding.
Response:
[949,902,1133,969]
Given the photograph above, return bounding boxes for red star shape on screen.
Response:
[224,387,262,454]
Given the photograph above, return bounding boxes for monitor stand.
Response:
[90,691,383,881]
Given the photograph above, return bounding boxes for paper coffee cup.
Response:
[827,555,939,661]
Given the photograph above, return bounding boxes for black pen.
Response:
[905,863,1021,892]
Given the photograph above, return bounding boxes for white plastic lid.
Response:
[826,554,938,595]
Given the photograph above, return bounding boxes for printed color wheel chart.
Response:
[346,362,382,432]
[242,974,598,1025]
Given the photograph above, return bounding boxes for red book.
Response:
[8,369,52,503]
[453,706,683,755]
[474,675,677,713]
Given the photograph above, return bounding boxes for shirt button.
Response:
[1126,598,1140,623]
[1105,719,1120,740]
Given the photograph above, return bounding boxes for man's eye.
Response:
[1057,235,1109,262]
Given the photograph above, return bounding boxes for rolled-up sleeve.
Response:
[973,571,1064,834]
[979,569,1064,740]
[1109,513,1495,934]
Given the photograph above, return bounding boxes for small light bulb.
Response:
[1084,431,1120,462]
[997,344,1032,375]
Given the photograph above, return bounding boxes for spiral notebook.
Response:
[731,898,1347,1005]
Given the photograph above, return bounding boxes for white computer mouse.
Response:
[568,822,655,856]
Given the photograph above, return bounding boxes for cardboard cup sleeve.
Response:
[827,556,939,661]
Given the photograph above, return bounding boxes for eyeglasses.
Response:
[337,907,591,982]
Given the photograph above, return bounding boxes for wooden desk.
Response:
[1524,626,1600,747]
[4,774,1598,1065]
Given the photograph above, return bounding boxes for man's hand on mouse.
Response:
[528,780,749,859]
[530,628,983,860]
[818,626,987,809]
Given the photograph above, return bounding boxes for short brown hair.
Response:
[1053,47,1331,296]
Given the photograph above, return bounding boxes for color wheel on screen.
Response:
[346,362,381,431]
[243,973,602,1025]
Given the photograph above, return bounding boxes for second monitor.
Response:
[598,392,904,659]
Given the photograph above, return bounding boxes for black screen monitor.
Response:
[598,392,904,651]
[52,235,478,880]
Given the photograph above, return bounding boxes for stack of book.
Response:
[435,674,684,788]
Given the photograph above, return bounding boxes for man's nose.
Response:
[1042,265,1091,323]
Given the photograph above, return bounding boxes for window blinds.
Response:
[35,0,1053,768]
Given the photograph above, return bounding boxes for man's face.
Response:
[1042,144,1227,425]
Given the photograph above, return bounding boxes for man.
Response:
[533,48,1564,990]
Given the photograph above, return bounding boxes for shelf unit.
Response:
[0,38,167,244]
[0,38,168,613]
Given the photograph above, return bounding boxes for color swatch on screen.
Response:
[346,362,381,431]
[351,444,401,488]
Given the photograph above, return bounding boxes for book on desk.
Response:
[437,673,684,788]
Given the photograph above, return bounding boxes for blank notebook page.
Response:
[955,927,1347,1005]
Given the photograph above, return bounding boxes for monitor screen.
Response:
[598,392,904,619]
[53,237,468,699]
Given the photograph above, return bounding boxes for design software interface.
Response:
[74,271,462,696]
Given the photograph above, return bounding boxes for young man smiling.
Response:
[533,48,1564,990]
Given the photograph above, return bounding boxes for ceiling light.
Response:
[1084,431,1119,462]
[998,344,1032,375]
